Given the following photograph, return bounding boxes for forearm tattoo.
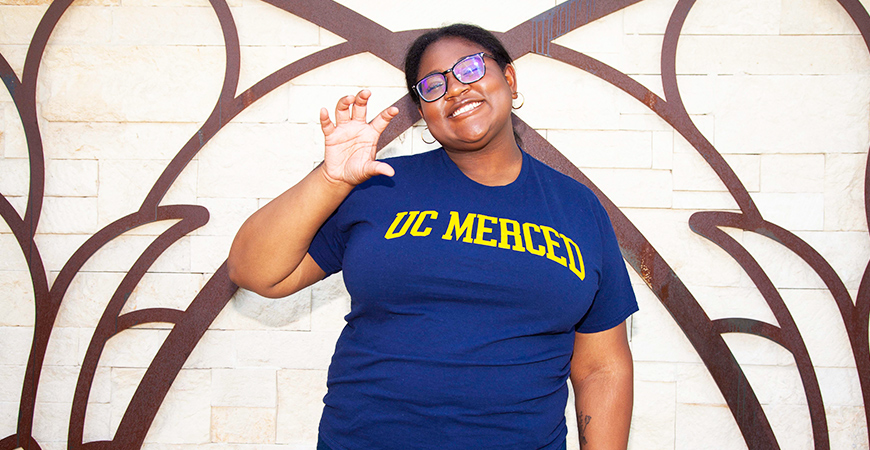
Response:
[578,410,591,448]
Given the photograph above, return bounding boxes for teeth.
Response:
[450,101,481,117]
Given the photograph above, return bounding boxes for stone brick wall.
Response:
[1,0,868,449]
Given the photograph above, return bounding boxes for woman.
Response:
[228,24,637,450]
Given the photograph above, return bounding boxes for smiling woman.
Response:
[412,36,520,184]
[404,25,524,180]
[227,23,638,450]
[3,0,870,448]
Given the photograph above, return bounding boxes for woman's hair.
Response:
[403,23,522,146]
[404,23,514,106]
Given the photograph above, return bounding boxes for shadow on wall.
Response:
[232,274,350,328]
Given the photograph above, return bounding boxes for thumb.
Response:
[365,160,395,178]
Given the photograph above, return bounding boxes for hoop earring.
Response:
[422,127,436,145]
[512,92,525,110]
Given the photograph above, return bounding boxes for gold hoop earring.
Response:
[512,92,525,110]
[422,127,436,145]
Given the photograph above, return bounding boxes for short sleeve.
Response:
[307,173,396,277]
[574,199,639,333]
[308,202,349,277]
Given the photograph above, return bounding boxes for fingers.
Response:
[370,106,399,134]
[350,90,370,122]
[333,93,355,125]
[321,89,399,137]
[319,107,335,136]
[333,89,370,124]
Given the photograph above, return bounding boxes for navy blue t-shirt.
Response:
[309,148,638,450]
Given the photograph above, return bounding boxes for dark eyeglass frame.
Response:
[415,52,493,103]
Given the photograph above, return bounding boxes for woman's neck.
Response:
[444,140,523,187]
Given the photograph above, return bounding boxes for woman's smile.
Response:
[449,100,483,118]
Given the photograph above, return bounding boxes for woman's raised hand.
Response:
[319,89,399,187]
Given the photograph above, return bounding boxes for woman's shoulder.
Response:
[350,148,443,194]
[379,148,443,170]
[525,153,598,199]
[363,148,443,184]
[525,155,618,235]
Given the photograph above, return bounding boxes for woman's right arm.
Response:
[227,90,398,298]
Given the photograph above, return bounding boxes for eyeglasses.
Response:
[415,52,491,103]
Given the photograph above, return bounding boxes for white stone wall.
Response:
[1,0,869,449]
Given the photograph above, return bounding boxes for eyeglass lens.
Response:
[416,53,487,102]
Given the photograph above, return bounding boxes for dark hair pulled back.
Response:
[403,23,513,107]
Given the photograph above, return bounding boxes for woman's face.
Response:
[416,37,517,153]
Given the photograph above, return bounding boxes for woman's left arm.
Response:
[569,321,634,450]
